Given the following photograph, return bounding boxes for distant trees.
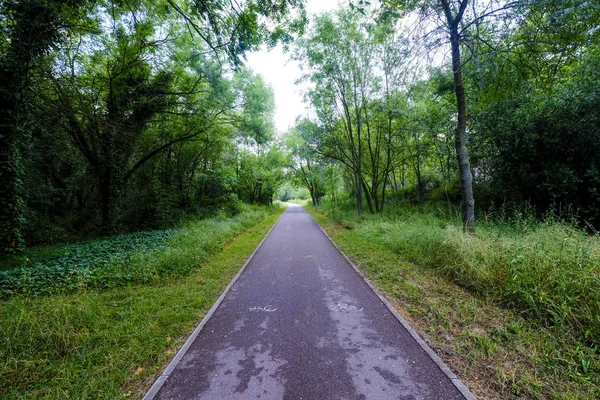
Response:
[286,119,327,206]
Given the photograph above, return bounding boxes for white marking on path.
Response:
[249,305,277,312]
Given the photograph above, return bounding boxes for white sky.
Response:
[245,1,341,134]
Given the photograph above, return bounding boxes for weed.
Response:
[313,200,600,345]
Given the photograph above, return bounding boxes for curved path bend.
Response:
[146,204,474,400]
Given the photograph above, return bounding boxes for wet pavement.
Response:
[151,204,469,400]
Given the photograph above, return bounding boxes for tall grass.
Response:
[0,206,274,298]
[0,207,283,399]
[314,200,600,343]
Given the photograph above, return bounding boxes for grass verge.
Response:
[307,204,599,399]
[0,207,283,399]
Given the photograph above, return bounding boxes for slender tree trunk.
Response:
[355,169,363,215]
[449,21,475,233]
[401,162,406,188]
[361,177,375,213]
[380,177,387,212]
[390,168,398,196]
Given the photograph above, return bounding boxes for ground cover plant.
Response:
[0,207,273,298]
[307,200,600,399]
[0,207,283,399]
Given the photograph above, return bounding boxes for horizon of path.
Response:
[145,204,474,400]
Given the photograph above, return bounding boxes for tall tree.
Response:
[378,0,520,232]
[294,9,404,214]
[440,0,475,233]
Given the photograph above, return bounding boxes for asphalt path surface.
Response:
[153,204,468,400]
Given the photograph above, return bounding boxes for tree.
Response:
[465,2,600,223]
[294,9,407,214]
[237,146,287,205]
[438,0,476,233]
[377,0,523,232]
[0,0,305,249]
[168,0,307,65]
[286,119,327,206]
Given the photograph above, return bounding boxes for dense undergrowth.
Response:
[0,205,274,298]
[314,200,600,344]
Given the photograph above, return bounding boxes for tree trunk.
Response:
[361,177,375,213]
[355,169,363,215]
[310,190,317,207]
[449,21,475,233]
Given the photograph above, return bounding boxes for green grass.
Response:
[1,206,275,298]
[315,200,600,343]
[0,207,283,399]
[308,201,600,399]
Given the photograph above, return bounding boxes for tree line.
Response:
[286,0,600,232]
[0,0,304,254]
[2,0,599,255]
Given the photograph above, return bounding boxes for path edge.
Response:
[142,208,287,400]
[306,208,477,400]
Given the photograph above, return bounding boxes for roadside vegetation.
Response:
[308,200,599,399]
[0,207,283,399]
[1,206,274,298]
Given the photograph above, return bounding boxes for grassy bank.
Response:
[308,202,599,399]
[1,206,275,298]
[0,206,283,399]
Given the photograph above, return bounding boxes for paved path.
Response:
[149,205,471,400]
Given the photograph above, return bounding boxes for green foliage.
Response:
[0,0,299,254]
[0,207,274,298]
[293,8,411,213]
[285,119,329,205]
[233,70,276,145]
[472,47,600,223]
[276,182,309,201]
[0,0,94,255]
[236,146,287,205]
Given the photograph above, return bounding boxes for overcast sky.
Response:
[245,1,341,134]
